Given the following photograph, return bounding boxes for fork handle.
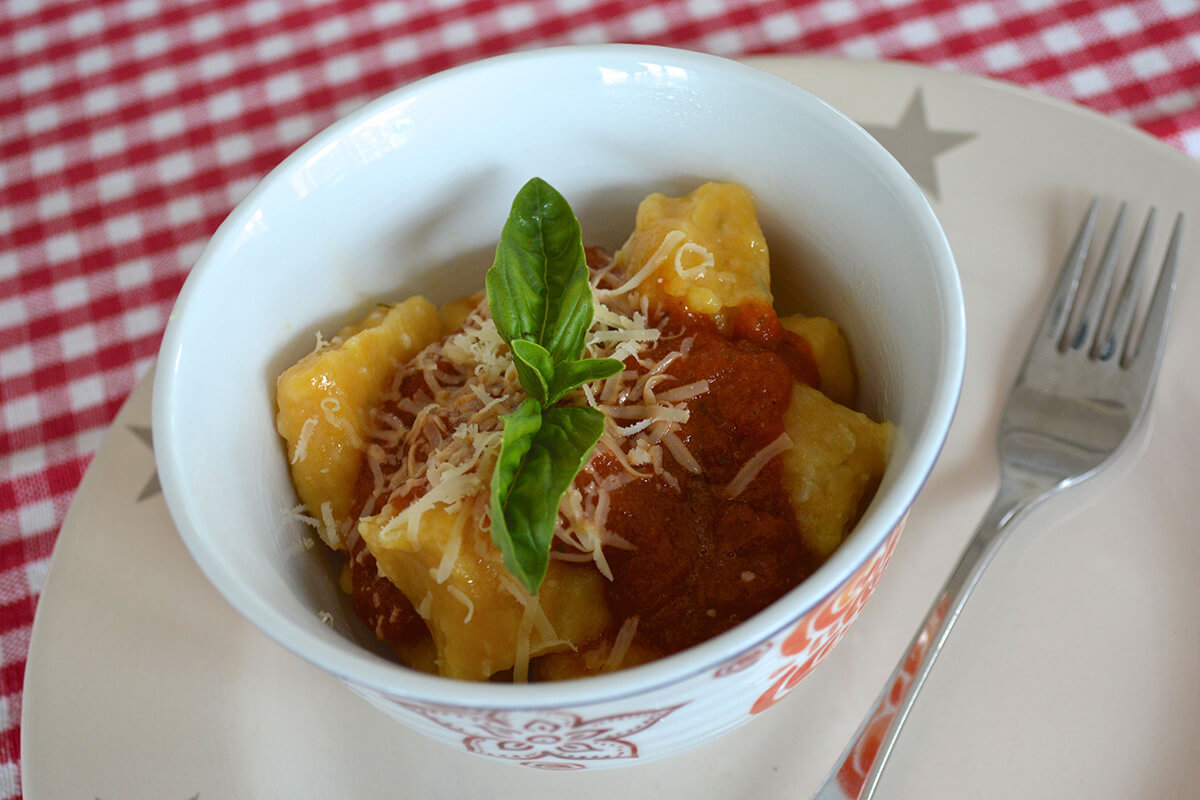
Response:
[811,477,1048,800]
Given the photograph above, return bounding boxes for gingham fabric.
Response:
[2,0,1198,796]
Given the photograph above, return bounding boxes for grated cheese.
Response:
[416,592,433,620]
[434,506,468,584]
[500,571,569,684]
[725,432,794,498]
[657,380,709,403]
[290,416,318,464]
[662,431,702,474]
[599,229,686,298]
[602,616,640,673]
[331,247,756,682]
[318,501,341,549]
[446,584,475,623]
[602,404,690,423]
[673,241,715,280]
[512,602,535,684]
[285,502,320,529]
[353,260,710,585]
[320,397,364,449]
[613,416,656,437]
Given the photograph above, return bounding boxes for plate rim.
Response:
[21,52,1200,799]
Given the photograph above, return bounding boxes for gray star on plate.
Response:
[127,424,161,502]
[861,89,975,202]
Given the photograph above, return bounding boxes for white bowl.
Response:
[153,44,964,769]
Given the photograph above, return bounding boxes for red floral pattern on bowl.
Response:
[393,702,685,768]
[750,520,904,715]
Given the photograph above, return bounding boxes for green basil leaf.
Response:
[547,357,624,405]
[485,178,594,363]
[490,399,544,518]
[484,179,620,593]
[490,402,606,594]
[509,339,554,406]
[511,341,623,407]
[489,398,544,591]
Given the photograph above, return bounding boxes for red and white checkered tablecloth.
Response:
[1,0,1197,796]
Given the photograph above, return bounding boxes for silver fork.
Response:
[811,199,1185,800]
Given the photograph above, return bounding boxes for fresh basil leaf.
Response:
[485,177,594,363]
[547,357,624,405]
[490,402,606,594]
[511,340,623,406]
[509,339,555,406]
[489,398,544,590]
[485,179,619,594]
[490,399,544,517]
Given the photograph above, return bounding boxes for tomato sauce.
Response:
[346,533,426,643]
[346,275,824,666]
[347,369,438,645]
[596,304,822,655]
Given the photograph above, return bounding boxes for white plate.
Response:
[22,56,1200,799]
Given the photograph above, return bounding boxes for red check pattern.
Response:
[2,0,1198,795]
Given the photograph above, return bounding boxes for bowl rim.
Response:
[153,43,966,710]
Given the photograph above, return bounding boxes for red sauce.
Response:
[345,264,826,664]
[346,534,426,642]
[596,304,822,655]
[347,369,436,645]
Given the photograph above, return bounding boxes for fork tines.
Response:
[1049,198,1184,368]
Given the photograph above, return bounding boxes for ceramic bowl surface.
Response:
[153,44,964,768]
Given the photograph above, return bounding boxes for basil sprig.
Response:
[486,178,623,593]
[490,399,608,592]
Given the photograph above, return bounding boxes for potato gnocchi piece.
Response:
[533,635,660,681]
[392,635,440,676]
[358,503,610,681]
[779,314,858,407]
[781,383,892,557]
[437,291,484,335]
[276,297,441,549]
[614,182,771,324]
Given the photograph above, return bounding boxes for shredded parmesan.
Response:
[291,416,318,464]
[320,397,364,449]
[318,501,341,549]
[726,432,794,498]
[434,507,467,584]
[602,404,690,423]
[500,576,559,646]
[662,431,702,474]
[590,328,662,344]
[285,502,320,529]
[598,229,687,298]
[415,592,433,620]
[446,585,475,623]
[326,247,756,683]
[657,380,709,403]
[347,259,713,585]
[512,603,535,683]
[673,241,714,279]
[602,616,640,672]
